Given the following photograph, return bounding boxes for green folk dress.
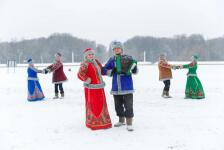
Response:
[182,62,205,99]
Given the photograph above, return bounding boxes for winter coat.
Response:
[158,59,172,81]
[77,59,105,89]
[102,55,137,95]
[47,61,67,84]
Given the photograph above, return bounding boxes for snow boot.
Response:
[161,90,166,98]
[60,93,64,99]
[162,91,172,98]
[166,91,172,98]
[114,117,125,127]
[53,93,59,99]
[126,117,134,131]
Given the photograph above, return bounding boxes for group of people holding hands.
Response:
[26,40,205,132]
[27,52,67,101]
[158,53,205,99]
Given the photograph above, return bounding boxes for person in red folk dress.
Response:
[44,52,67,99]
[77,48,112,130]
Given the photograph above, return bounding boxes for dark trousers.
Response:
[163,80,170,92]
[113,94,134,118]
[55,83,64,94]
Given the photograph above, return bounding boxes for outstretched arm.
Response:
[48,62,62,72]
[30,66,43,73]
[181,62,196,69]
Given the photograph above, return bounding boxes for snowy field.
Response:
[0,64,224,150]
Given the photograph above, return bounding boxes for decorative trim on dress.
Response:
[84,82,105,89]
[27,77,39,81]
[187,74,197,77]
[53,79,68,84]
[110,90,135,95]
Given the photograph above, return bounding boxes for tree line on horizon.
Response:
[0,33,224,64]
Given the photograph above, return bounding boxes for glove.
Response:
[43,68,50,74]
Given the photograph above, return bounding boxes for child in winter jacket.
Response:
[158,54,177,98]
[44,52,67,99]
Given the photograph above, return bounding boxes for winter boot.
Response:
[53,93,59,99]
[126,117,134,131]
[60,93,64,99]
[161,90,166,98]
[166,91,172,98]
[114,117,125,127]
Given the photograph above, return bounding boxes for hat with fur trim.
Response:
[83,48,94,57]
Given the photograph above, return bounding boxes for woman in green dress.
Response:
[179,55,205,99]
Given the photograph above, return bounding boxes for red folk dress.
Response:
[77,59,112,130]
[47,60,67,84]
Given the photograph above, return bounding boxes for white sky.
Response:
[0,0,224,45]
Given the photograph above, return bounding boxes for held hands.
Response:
[178,65,183,69]
[171,65,182,70]
[171,65,177,70]
[43,68,50,74]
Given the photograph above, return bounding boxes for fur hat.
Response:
[110,41,123,51]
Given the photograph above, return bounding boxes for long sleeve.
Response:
[102,57,114,76]
[47,62,62,72]
[77,62,89,81]
[30,66,42,73]
[183,62,196,69]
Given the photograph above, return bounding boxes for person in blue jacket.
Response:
[27,58,45,101]
[102,41,138,131]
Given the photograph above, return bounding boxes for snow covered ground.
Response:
[0,64,224,150]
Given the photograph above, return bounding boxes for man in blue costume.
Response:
[102,41,138,131]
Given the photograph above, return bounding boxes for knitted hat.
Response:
[83,48,94,57]
[110,41,123,51]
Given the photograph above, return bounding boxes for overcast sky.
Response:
[0,0,224,45]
